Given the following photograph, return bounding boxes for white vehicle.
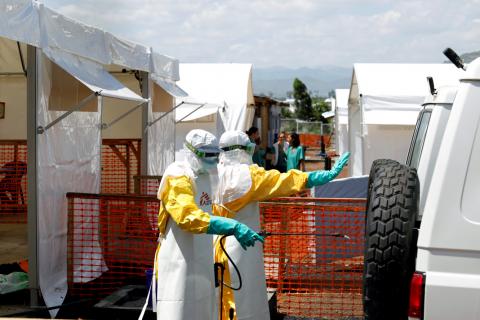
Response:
[363,49,480,320]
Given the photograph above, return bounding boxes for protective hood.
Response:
[219,130,254,166]
[216,131,253,204]
[158,129,219,197]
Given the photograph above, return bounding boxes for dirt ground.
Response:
[278,291,363,319]
[0,223,27,265]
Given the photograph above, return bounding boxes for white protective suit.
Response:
[153,129,220,320]
[214,131,309,320]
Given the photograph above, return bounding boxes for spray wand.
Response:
[258,230,350,239]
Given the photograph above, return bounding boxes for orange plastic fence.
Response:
[101,139,141,194]
[0,140,28,224]
[66,194,366,318]
[299,134,331,148]
[66,192,159,298]
[133,175,162,195]
[260,197,366,318]
[0,138,143,222]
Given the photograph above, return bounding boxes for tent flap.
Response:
[44,47,147,103]
[105,32,150,72]
[151,51,180,81]
[152,75,188,98]
[40,5,110,65]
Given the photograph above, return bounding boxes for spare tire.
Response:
[366,159,399,210]
[363,162,419,320]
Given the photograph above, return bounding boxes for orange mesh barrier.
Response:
[260,197,366,319]
[66,193,366,318]
[101,139,141,194]
[0,140,28,224]
[66,192,159,299]
[299,134,331,148]
[133,175,162,195]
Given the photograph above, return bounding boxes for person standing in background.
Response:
[272,132,289,173]
[246,126,266,167]
[286,132,305,171]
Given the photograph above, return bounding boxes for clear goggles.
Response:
[221,143,256,155]
[185,142,220,159]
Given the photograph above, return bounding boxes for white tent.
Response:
[335,89,349,155]
[348,63,462,176]
[174,63,255,159]
[0,0,183,315]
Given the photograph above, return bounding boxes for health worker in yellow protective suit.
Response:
[153,129,264,320]
[214,130,350,320]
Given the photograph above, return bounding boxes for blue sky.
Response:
[43,0,480,68]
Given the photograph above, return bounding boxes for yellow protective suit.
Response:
[214,165,308,320]
[154,161,218,320]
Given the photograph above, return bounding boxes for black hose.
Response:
[219,235,242,290]
[217,234,243,320]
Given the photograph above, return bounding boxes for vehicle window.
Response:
[462,117,480,223]
[407,110,432,169]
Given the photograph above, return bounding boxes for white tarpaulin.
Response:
[38,52,106,317]
[151,75,188,98]
[0,0,40,47]
[40,5,110,65]
[0,0,179,82]
[175,63,254,128]
[336,89,349,125]
[148,105,175,178]
[105,32,150,72]
[348,63,462,176]
[335,89,349,156]
[350,63,462,125]
[151,51,180,82]
[44,47,147,103]
[175,102,220,122]
[37,50,148,317]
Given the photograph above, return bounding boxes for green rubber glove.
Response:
[207,216,264,250]
[306,152,350,188]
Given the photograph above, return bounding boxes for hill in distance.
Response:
[252,66,351,99]
[254,50,480,100]
[460,50,480,63]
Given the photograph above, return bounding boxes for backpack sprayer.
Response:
[214,230,351,320]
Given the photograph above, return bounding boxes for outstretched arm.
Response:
[246,152,350,202]
[306,152,350,188]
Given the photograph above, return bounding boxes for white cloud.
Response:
[42,0,480,68]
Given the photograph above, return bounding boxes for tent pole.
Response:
[37,92,98,134]
[17,42,27,77]
[360,94,366,174]
[27,45,39,307]
[101,100,145,130]
[175,103,206,123]
[140,71,149,176]
[145,101,185,133]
